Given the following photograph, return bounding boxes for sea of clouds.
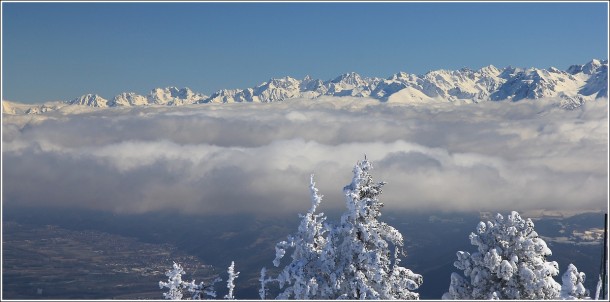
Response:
[2,97,608,215]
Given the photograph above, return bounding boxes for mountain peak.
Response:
[582,59,604,75]
[478,65,501,76]
[332,72,362,82]
[330,72,371,89]
[15,59,606,113]
[111,92,148,107]
[68,94,109,107]
[148,87,205,105]
[567,59,607,75]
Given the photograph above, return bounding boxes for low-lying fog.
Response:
[3,97,608,215]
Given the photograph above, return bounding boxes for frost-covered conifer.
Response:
[224,261,239,300]
[159,262,186,300]
[560,263,590,300]
[270,175,332,299]
[159,261,219,300]
[443,211,561,300]
[268,160,422,299]
[184,279,220,300]
[268,160,423,299]
[259,267,270,299]
[327,159,423,299]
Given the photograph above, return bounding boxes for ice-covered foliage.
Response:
[159,262,186,300]
[327,158,423,299]
[224,261,239,300]
[268,160,422,299]
[159,261,219,300]
[443,211,561,300]
[258,267,271,299]
[560,263,590,300]
[270,175,332,299]
[183,279,220,301]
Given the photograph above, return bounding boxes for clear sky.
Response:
[2,1,608,103]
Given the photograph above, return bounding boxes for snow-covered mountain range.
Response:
[2,59,607,114]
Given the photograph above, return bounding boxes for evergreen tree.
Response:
[258,267,270,299]
[269,159,422,299]
[270,175,332,299]
[159,262,187,300]
[224,261,239,300]
[326,158,422,299]
[443,211,561,300]
[560,263,590,300]
[159,262,220,300]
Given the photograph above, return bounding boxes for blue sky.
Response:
[2,2,608,103]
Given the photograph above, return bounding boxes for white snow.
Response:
[68,94,109,107]
[7,59,606,113]
[159,262,220,300]
[444,211,563,300]
[224,261,239,300]
[560,263,590,300]
[267,161,422,299]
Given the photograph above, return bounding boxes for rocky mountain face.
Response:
[3,59,607,114]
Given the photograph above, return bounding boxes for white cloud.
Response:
[2,97,608,215]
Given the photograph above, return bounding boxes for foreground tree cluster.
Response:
[160,159,601,300]
[263,159,423,299]
[442,211,590,300]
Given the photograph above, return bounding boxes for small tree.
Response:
[159,262,220,300]
[443,211,561,300]
[159,262,187,300]
[258,267,271,299]
[561,263,590,300]
[270,175,332,299]
[224,261,239,300]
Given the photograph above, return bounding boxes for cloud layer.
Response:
[3,97,608,215]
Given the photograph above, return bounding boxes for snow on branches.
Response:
[159,262,187,300]
[330,158,422,299]
[561,263,590,300]
[159,262,219,300]
[270,174,332,299]
[443,211,562,300]
[224,261,239,300]
[268,159,422,299]
[159,160,594,300]
[160,261,241,300]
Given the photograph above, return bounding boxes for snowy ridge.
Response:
[69,87,208,108]
[68,94,110,107]
[147,87,207,105]
[3,59,607,114]
[2,100,65,115]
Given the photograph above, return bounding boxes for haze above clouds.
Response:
[3,97,608,215]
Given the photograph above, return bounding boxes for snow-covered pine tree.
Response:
[159,261,219,300]
[270,175,332,299]
[224,261,239,300]
[159,262,187,300]
[267,159,422,299]
[258,267,270,299]
[327,158,423,299]
[561,263,590,300]
[442,211,561,300]
[184,279,220,300]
